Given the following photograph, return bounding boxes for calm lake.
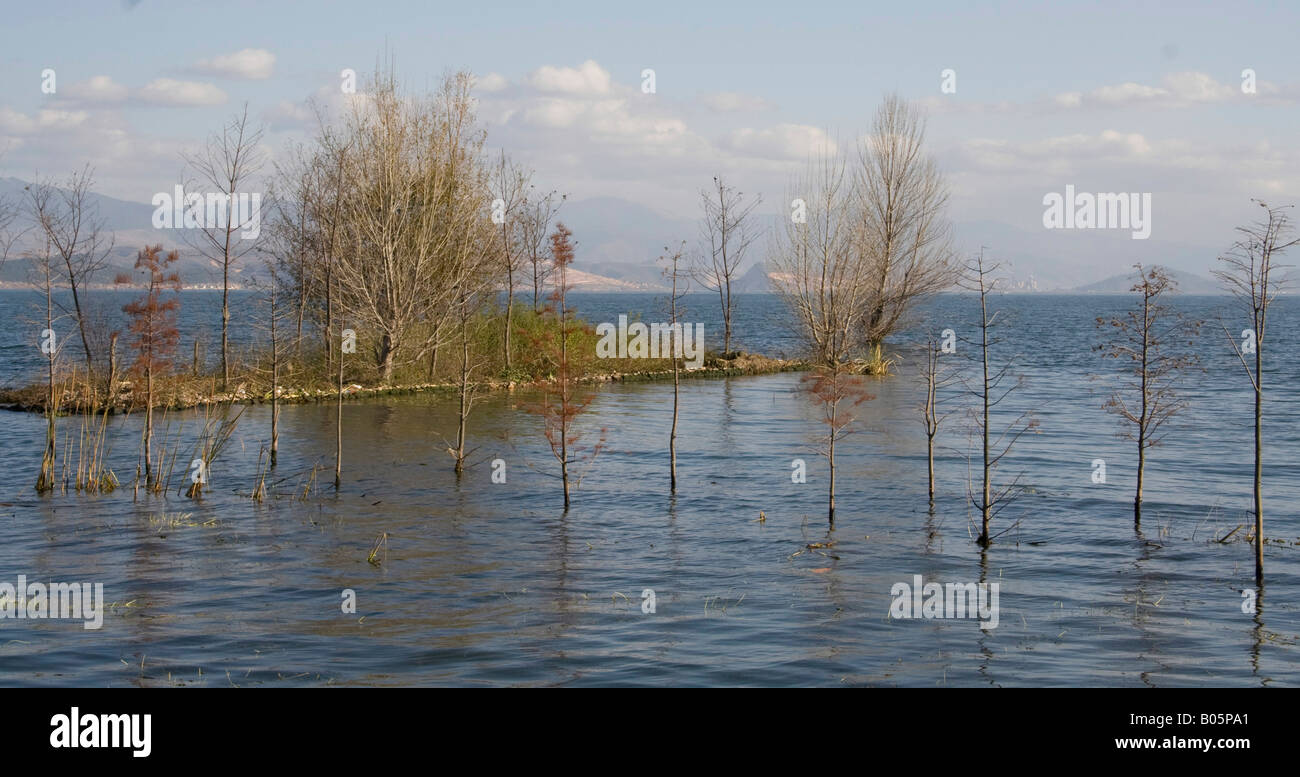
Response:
[0,290,1296,686]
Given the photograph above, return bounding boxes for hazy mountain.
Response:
[952,219,1224,291]
[1072,266,1224,294]
[0,176,156,232]
[559,196,695,289]
[732,262,774,293]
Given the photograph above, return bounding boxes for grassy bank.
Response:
[0,307,808,414]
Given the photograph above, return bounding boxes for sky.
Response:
[1,0,1297,272]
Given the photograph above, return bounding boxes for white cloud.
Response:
[63,75,130,103]
[952,130,1298,193]
[0,107,90,134]
[724,124,836,160]
[263,99,315,130]
[476,73,508,93]
[193,48,276,80]
[925,71,1296,116]
[1055,71,1244,109]
[528,60,612,95]
[701,92,774,112]
[137,78,227,106]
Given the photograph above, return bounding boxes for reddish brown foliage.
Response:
[120,245,182,379]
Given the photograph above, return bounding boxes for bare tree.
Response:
[697,175,761,356]
[661,242,689,492]
[853,94,956,372]
[960,250,1037,546]
[331,68,488,380]
[920,334,959,509]
[446,214,499,476]
[489,151,530,370]
[28,223,62,492]
[802,365,874,526]
[518,187,564,313]
[769,146,865,365]
[184,104,266,390]
[335,321,347,489]
[1096,265,1201,527]
[315,128,351,371]
[27,167,115,390]
[0,178,20,271]
[252,256,297,469]
[266,141,319,363]
[1214,201,1297,583]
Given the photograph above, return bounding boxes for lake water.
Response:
[0,290,1296,686]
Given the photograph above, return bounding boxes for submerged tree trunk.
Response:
[143,368,154,487]
[504,254,513,371]
[828,423,837,527]
[1135,294,1149,527]
[38,284,56,493]
[670,349,679,493]
[221,258,230,390]
[107,333,118,404]
[1254,333,1263,583]
[454,294,470,476]
[925,344,937,508]
[335,329,343,489]
[979,286,991,545]
[927,431,935,506]
[270,291,280,469]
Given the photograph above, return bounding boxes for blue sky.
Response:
[1,0,1297,269]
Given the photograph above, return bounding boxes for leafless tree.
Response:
[266,142,319,363]
[27,222,63,492]
[518,187,564,313]
[446,218,499,476]
[697,175,761,356]
[802,365,874,526]
[959,250,1037,546]
[489,151,530,369]
[853,94,956,372]
[331,68,489,380]
[314,127,351,371]
[769,146,866,365]
[1095,265,1201,527]
[26,167,115,390]
[0,178,21,271]
[920,334,959,509]
[183,104,266,390]
[252,256,297,468]
[335,320,347,489]
[661,241,689,492]
[1214,201,1297,583]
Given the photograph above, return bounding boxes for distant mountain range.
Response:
[0,176,231,287]
[0,178,1264,294]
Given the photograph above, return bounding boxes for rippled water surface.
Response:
[0,292,1296,686]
